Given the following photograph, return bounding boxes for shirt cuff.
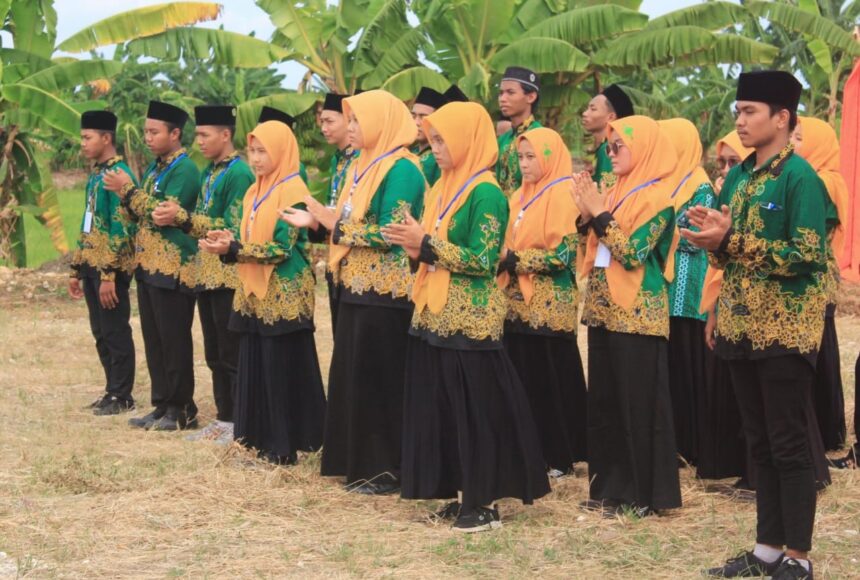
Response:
[418,234,437,265]
[221,240,242,264]
[592,212,613,238]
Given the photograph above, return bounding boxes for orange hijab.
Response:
[578,115,677,311]
[328,89,420,271]
[238,121,309,298]
[798,116,848,262]
[413,102,499,314]
[716,130,754,163]
[658,118,712,210]
[497,127,578,303]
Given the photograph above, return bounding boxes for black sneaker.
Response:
[93,396,134,416]
[705,551,783,577]
[772,558,813,580]
[432,501,461,521]
[128,407,166,429]
[84,394,107,410]
[149,407,199,431]
[453,506,502,533]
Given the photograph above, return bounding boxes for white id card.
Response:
[595,242,611,268]
[82,211,94,233]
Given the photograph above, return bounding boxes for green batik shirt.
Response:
[709,144,836,364]
[227,202,315,336]
[580,206,677,339]
[412,144,441,186]
[496,116,542,197]
[175,152,255,292]
[122,148,201,290]
[331,157,425,308]
[71,156,138,281]
[592,140,615,190]
[669,182,717,321]
[327,146,357,207]
[412,182,510,350]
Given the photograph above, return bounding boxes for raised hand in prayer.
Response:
[102,168,132,195]
[679,205,732,251]
[570,171,604,222]
[380,213,424,260]
[152,200,180,226]
[305,196,338,231]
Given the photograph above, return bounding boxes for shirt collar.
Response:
[158,147,187,167]
[94,155,123,171]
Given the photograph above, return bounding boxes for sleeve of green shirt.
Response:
[236,203,304,265]
[677,183,716,254]
[127,160,199,226]
[595,206,674,271]
[514,233,577,275]
[105,164,138,274]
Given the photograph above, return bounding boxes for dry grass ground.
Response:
[0,268,858,579]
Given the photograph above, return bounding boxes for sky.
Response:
[48,0,710,89]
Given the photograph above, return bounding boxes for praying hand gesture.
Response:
[199,229,233,255]
[679,205,733,251]
[570,172,604,222]
[380,213,424,260]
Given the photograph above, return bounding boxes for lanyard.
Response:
[85,171,103,211]
[434,169,489,233]
[203,157,240,208]
[245,172,300,239]
[513,175,572,232]
[330,149,355,207]
[669,171,693,199]
[145,152,188,193]
[342,146,402,212]
[609,178,660,215]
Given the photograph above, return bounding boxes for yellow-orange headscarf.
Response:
[797,116,848,262]
[578,115,677,310]
[658,118,712,210]
[497,127,578,303]
[413,102,499,314]
[328,89,420,271]
[716,130,754,162]
[238,121,309,298]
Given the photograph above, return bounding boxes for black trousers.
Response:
[728,356,817,552]
[854,354,860,455]
[82,275,135,402]
[325,271,340,335]
[198,289,239,422]
[137,281,196,413]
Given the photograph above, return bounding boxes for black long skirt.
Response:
[587,326,682,510]
[667,317,708,465]
[696,348,747,480]
[320,302,412,485]
[504,332,588,469]
[234,330,326,462]
[813,310,846,450]
[401,337,551,511]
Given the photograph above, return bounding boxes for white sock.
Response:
[789,558,811,571]
[753,544,783,563]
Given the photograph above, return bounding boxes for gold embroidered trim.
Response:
[337,247,413,299]
[234,267,315,326]
[581,269,669,338]
[412,276,507,341]
[181,251,239,291]
[505,275,578,334]
[134,227,182,278]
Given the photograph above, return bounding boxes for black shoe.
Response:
[453,506,502,533]
[93,396,134,416]
[432,501,461,521]
[344,481,400,495]
[829,448,856,470]
[607,503,655,519]
[85,394,107,410]
[128,408,166,429]
[149,407,198,432]
[260,451,297,466]
[705,551,783,577]
[772,558,813,580]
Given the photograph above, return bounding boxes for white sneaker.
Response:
[185,420,233,443]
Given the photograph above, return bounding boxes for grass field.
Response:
[0,267,858,579]
[22,188,86,268]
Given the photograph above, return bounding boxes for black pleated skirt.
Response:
[696,348,747,480]
[813,311,846,451]
[320,301,412,485]
[401,336,551,511]
[586,326,682,510]
[234,329,326,462]
[667,317,708,465]
[504,332,588,469]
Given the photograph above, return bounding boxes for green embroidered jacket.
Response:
[592,140,615,190]
[496,116,542,197]
[669,182,717,321]
[411,144,441,187]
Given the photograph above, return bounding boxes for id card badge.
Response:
[595,242,611,268]
[82,211,94,234]
[341,203,353,221]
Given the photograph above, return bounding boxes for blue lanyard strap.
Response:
[518,175,572,215]
[351,146,402,188]
[669,171,693,199]
[204,156,240,208]
[609,178,661,214]
[434,169,489,232]
[330,149,355,205]
[245,172,301,239]
[147,152,188,192]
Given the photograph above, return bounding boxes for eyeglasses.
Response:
[607,140,626,155]
[716,158,740,170]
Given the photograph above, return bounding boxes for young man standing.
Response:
[70,110,138,416]
[152,105,255,443]
[410,87,446,186]
[683,71,835,580]
[581,83,634,188]
[496,66,541,196]
[103,101,201,432]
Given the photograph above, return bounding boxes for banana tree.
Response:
[0,1,222,266]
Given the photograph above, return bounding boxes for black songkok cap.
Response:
[601,84,634,119]
[414,87,447,110]
[736,70,802,113]
[443,85,469,103]
[146,100,189,127]
[323,93,348,113]
[195,104,237,127]
[81,110,117,132]
[502,66,540,92]
[258,106,296,128]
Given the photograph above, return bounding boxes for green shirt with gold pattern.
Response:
[496,116,542,197]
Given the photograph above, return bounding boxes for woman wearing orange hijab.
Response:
[282,90,426,494]
[496,127,587,476]
[571,115,681,515]
[793,117,849,453]
[199,121,326,465]
[383,102,549,532]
